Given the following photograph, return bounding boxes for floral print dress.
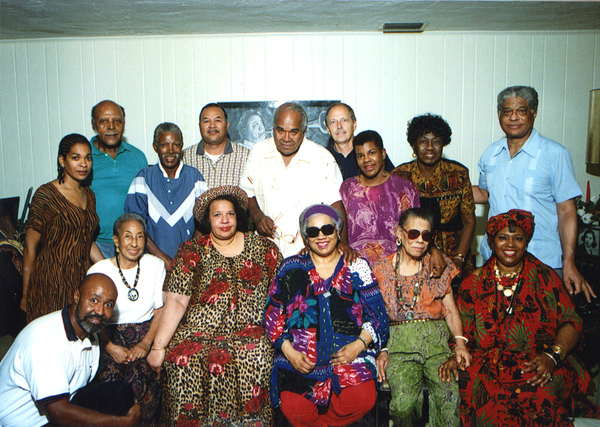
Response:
[458,253,599,426]
[160,233,282,427]
[264,253,389,409]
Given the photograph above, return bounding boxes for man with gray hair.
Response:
[125,122,206,269]
[473,85,594,301]
[241,102,352,258]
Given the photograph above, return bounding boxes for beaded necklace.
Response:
[394,251,423,321]
[116,254,141,301]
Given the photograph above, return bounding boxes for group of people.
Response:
[0,84,598,427]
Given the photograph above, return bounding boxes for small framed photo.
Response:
[576,227,600,258]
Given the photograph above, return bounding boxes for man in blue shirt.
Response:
[90,100,148,258]
[473,85,595,301]
[125,122,206,269]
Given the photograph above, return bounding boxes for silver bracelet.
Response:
[358,336,369,350]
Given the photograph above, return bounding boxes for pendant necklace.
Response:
[116,254,140,301]
[494,260,523,297]
[395,252,423,321]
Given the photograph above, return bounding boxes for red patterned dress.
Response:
[160,233,282,426]
[457,253,599,426]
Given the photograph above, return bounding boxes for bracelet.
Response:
[453,254,466,262]
[543,351,558,366]
[551,344,567,361]
[151,347,166,351]
[455,335,468,344]
[358,336,369,350]
[380,348,388,353]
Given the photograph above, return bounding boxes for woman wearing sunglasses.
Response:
[372,207,470,427]
[265,204,389,426]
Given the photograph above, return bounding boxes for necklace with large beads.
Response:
[494,260,523,297]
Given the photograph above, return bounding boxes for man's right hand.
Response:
[255,214,276,238]
[123,403,142,427]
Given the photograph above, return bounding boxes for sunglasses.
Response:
[402,227,433,242]
[306,224,336,238]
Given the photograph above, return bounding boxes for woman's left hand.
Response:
[331,340,364,366]
[454,343,472,368]
[128,342,150,362]
[522,353,555,386]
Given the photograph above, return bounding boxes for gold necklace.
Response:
[494,260,523,297]
[211,232,238,248]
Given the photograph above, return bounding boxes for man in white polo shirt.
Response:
[0,274,141,427]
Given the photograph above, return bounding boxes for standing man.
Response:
[90,100,148,258]
[125,122,207,269]
[325,102,394,180]
[473,85,595,301]
[0,274,141,427]
[241,102,349,258]
[182,103,250,188]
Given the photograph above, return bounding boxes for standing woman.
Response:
[21,133,103,322]
[393,114,476,277]
[87,213,165,423]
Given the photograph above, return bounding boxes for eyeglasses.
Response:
[402,227,433,242]
[306,224,336,238]
[273,212,300,244]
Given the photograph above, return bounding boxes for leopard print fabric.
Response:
[160,233,282,426]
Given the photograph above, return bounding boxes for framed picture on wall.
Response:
[576,227,600,259]
[219,100,340,151]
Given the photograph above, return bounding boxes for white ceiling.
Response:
[1,0,599,40]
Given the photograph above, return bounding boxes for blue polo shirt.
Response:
[478,129,581,268]
[124,163,207,258]
[90,137,148,244]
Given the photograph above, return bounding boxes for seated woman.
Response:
[393,114,476,277]
[87,213,165,423]
[265,204,389,427]
[439,209,600,426]
[147,185,282,426]
[373,207,470,427]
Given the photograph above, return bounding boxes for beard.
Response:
[75,302,108,334]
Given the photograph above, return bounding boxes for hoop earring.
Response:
[412,153,416,158]
[396,238,402,246]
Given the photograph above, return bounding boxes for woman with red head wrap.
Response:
[439,209,599,426]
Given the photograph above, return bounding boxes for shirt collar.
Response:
[90,136,129,156]
[196,139,233,156]
[62,305,96,344]
[493,128,539,159]
[158,161,183,179]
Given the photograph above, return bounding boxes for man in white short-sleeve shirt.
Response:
[240,102,350,258]
[0,274,140,427]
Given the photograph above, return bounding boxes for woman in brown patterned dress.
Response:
[21,134,103,322]
[393,114,476,279]
[148,186,282,427]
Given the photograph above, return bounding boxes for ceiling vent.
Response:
[381,23,427,33]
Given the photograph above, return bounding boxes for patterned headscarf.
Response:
[486,209,535,246]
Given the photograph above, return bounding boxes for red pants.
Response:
[280,380,376,427]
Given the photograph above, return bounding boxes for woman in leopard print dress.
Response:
[148,186,282,426]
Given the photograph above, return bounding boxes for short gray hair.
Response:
[325,102,356,124]
[273,102,308,132]
[113,213,146,237]
[497,86,539,113]
[153,122,183,146]
[299,204,344,242]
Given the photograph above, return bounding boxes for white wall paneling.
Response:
[2,31,600,211]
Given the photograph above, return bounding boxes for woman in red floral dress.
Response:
[148,186,282,426]
[439,209,600,426]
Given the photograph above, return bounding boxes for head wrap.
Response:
[486,209,535,246]
[193,185,248,223]
[300,204,340,225]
